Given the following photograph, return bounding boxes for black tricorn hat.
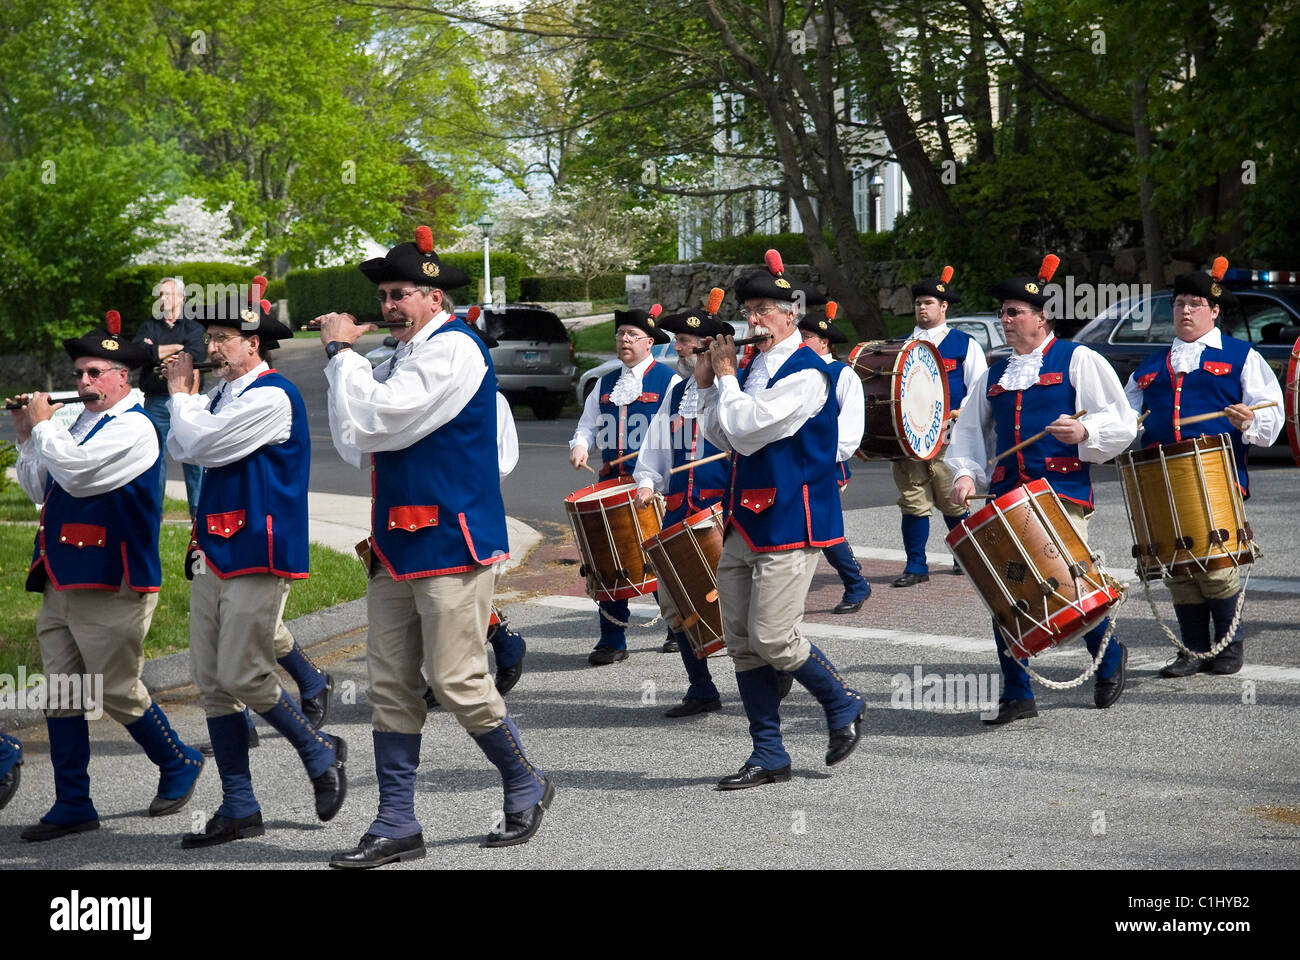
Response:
[911,265,962,304]
[360,225,470,290]
[736,249,818,305]
[660,287,730,339]
[1173,256,1238,308]
[63,310,153,368]
[614,305,670,344]
[798,301,848,345]
[196,275,292,349]
[989,254,1060,310]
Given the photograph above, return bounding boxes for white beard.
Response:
[676,355,696,378]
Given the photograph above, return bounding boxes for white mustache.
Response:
[750,324,769,338]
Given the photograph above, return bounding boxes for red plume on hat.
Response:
[251,274,267,301]
[940,265,954,284]
[765,249,784,277]
[649,303,662,319]
[706,288,725,316]
[1211,256,1229,281]
[1037,254,1060,284]
[826,301,838,321]
[467,304,482,325]
[105,310,121,336]
[414,225,433,254]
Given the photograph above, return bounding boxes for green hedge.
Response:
[698,230,897,265]
[102,262,261,335]
[285,252,531,324]
[519,273,626,301]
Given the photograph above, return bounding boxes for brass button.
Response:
[60,536,66,542]
[223,527,230,534]
[77,540,83,547]
[409,524,415,530]
[390,520,396,527]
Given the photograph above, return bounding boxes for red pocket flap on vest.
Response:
[388,505,439,532]
[636,392,660,404]
[942,358,958,372]
[205,510,246,539]
[599,393,611,403]
[987,384,1006,397]
[664,492,685,512]
[990,465,1007,484]
[738,489,776,513]
[1043,457,1082,473]
[1202,361,1232,376]
[1036,372,1064,386]
[58,523,106,549]
[1136,372,1158,389]
[698,488,725,500]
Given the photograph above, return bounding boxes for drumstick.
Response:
[605,450,641,468]
[988,409,1088,466]
[668,450,730,474]
[1174,400,1278,429]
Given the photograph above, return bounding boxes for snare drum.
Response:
[1285,330,1300,468]
[564,478,662,602]
[1116,434,1254,580]
[946,479,1123,658]
[641,505,725,658]
[847,338,949,461]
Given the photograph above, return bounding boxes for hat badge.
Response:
[1025,282,1039,295]
[818,321,827,330]
[421,261,439,278]
[687,316,700,327]
[775,278,791,289]
[1210,281,1222,297]
[646,317,656,327]
[101,339,119,351]
[936,282,945,292]
[240,308,257,325]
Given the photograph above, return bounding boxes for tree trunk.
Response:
[1012,30,1036,156]
[965,8,996,164]
[1130,72,1166,283]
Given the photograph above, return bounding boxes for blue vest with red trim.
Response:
[725,345,844,551]
[27,406,163,593]
[827,358,854,486]
[597,361,675,478]
[663,378,730,527]
[196,371,310,579]
[937,327,975,410]
[372,319,509,579]
[987,339,1093,507]
[1132,333,1252,493]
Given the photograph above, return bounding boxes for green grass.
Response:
[588,298,627,313]
[571,319,617,354]
[0,483,366,681]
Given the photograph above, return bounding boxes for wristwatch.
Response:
[325,341,352,360]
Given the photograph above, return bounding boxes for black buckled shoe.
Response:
[951,562,963,575]
[1159,652,1208,678]
[777,671,793,700]
[495,642,526,696]
[329,832,426,869]
[1210,642,1244,675]
[0,764,20,811]
[311,735,347,822]
[660,638,679,653]
[484,779,554,847]
[148,756,204,817]
[716,763,792,791]
[832,598,865,614]
[301,673,333,729]
[826,701,866,766]
[891,572,929,588]
[181,812,264,849]
[664,698,722,718]
[21,817,100,842]
[1094,643,1128,709]
[587,647,628,666]
[982,699,1038,725]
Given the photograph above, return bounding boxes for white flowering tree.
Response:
[134,196,252,264]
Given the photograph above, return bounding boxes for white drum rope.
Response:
[597,603,663,629]
[1021,616,1116,690]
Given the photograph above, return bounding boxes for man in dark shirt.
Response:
[133,277,206,518]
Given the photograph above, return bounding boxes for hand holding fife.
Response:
[569,445,589,471]
[950,475,976,508]
[316,312,371,346]
[708,334,737,379]
[7,395,33,442]
[26,393,60,426]
[693,342,716,389]
[1045,414,1088,445]
[164,351,194,396]
[1224,403,1256,431]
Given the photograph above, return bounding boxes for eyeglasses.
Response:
[73,366,122,380]
[615,330,649,342]
[998,306,1035,319]
[738,303,781,322]
[203,332,242,345]
[374,288,422,304]
[1172,298,1210,312]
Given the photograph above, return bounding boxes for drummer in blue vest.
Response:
[892,267,988,586]
[319,226,553,867]
[9,315,204,840]
[1123,258,1283,677]
[695,250,866,789]
[948,255,1138,724]
[0,732,20,810]
[165,286,347,847]
[796,299,871,614]
[569,307,674,665]
[633,294,732,716]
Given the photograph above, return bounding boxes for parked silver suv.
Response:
[364,305,577,419]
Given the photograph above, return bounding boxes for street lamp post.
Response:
[476,213,495,307]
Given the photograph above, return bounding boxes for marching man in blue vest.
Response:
[796,299,872,613]
[892,267,988,586]
[633,291,732,716]
[0,732,20,810]
[948,255,1138,724]
[1123,257,1282,677]
[165,285,347,847]
[569,306,675,665]
[318,226,553,868]
[9,314,204,840]
[695,250,866,789]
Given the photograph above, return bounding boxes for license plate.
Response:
[523,350,541,363]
